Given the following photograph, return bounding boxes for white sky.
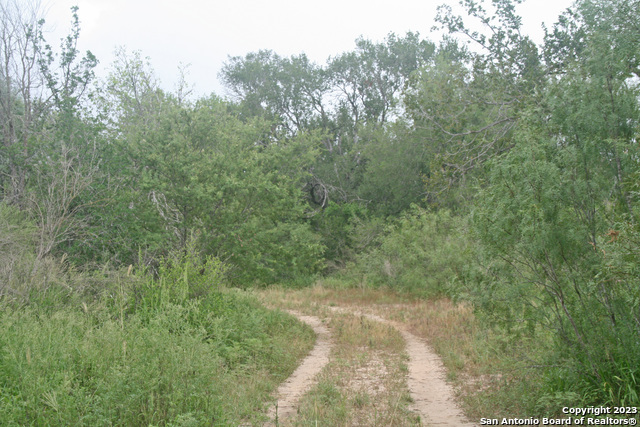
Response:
[41,0,576,98]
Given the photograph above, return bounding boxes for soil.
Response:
[266,311,332,424]
[266,306,478,426]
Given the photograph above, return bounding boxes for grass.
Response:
[0,268,602,425]
[0,286,315,426]
[260,287,419,425]
[294,313,417,426]
[258,283,560,423]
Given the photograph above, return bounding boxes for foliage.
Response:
[130,244,226,316]
[83,58,326,283]
[469,110,639,408]
[0,201,83,306]
[2,0,640,414]
[221,50,329,133]
[327,32,435,127]
[0,251,314,426]
[404,38,530,206]
[0,202,39,299]
[310,202,369,270]
[355,122,429,215]
[343,207,471,297]
[221,32,435,210]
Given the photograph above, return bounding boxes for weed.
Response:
[0,262,314,425]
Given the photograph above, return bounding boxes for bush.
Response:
[468,137,640,409]
[342,207,472,297]
[0,224,316,425]
[0,202,75,305]
[0,282,314,425]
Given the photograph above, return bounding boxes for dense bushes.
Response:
[0,203,79,305]
[0,296,313,425]
[335,163,640,410]
[0,233,314,425]
[341,207,471,297]
[468,128,640,408]
[1,0,639,417]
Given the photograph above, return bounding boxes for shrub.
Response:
[343,207,472,297]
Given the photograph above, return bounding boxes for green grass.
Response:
[0,287,314,426]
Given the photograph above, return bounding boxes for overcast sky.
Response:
[42,0,576,98]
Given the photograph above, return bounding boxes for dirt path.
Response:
[266,311,331,425]
[397,325,477,426]
[267,306,476,426]
[330,307,477,426]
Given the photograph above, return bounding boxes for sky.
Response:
[41,0,577,98]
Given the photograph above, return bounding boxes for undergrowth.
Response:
[0,247,314,426]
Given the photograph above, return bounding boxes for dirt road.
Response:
[266,312,331,424]
[266,304,477,426]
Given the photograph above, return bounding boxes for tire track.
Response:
[267,306,476,426]
[329,307,477,426]
[266,311,331,425]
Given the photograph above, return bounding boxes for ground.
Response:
[258,285,480,426]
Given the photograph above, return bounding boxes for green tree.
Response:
[220,33,436,212]
[404,1,544,205]
[99,52,325,282]
[465,0,640,407]
[543,0,640,215]
[328,32,435,128]
[220,50,329,134]
[472,115,639,406]
[0,3,100,262]
[354,122,428,216]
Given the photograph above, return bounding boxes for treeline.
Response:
[0,7,317,424]
[219,0,640,412]
[1,0,639,415]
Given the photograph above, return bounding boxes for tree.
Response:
[352,122,428,216]
[328,32,435,129]
[97,51,325,282]
[220,50,329,135]
[0,2,99,261]
[220,34,436,212]
[465,0,640,406]
[403,1,544,204]
[543,0,640,215]
[0,0,46,206]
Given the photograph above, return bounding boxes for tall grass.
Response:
[0,292,315,425]
[0,288,314,425]
[0,219,315,425]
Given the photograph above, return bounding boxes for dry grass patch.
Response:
[365,296,534,420]
[380,299,483,374]
[291,312,418,426]
[258,285,528,422]
[259,283,415,312]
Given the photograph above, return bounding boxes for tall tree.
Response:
[328,32,435,130]
[220,51,329,135]
[466,0,640,406]
[0,2,99,259]
[0,0,46,206]
[220,33,436,211]
[544,0,640,215]
[404,1,544,204]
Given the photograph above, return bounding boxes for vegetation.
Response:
[0,206,314,425]
[0,288,314,425]
[1,0,639,422]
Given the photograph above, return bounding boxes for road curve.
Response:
[266,311,332,425]
[329,307,477,426]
